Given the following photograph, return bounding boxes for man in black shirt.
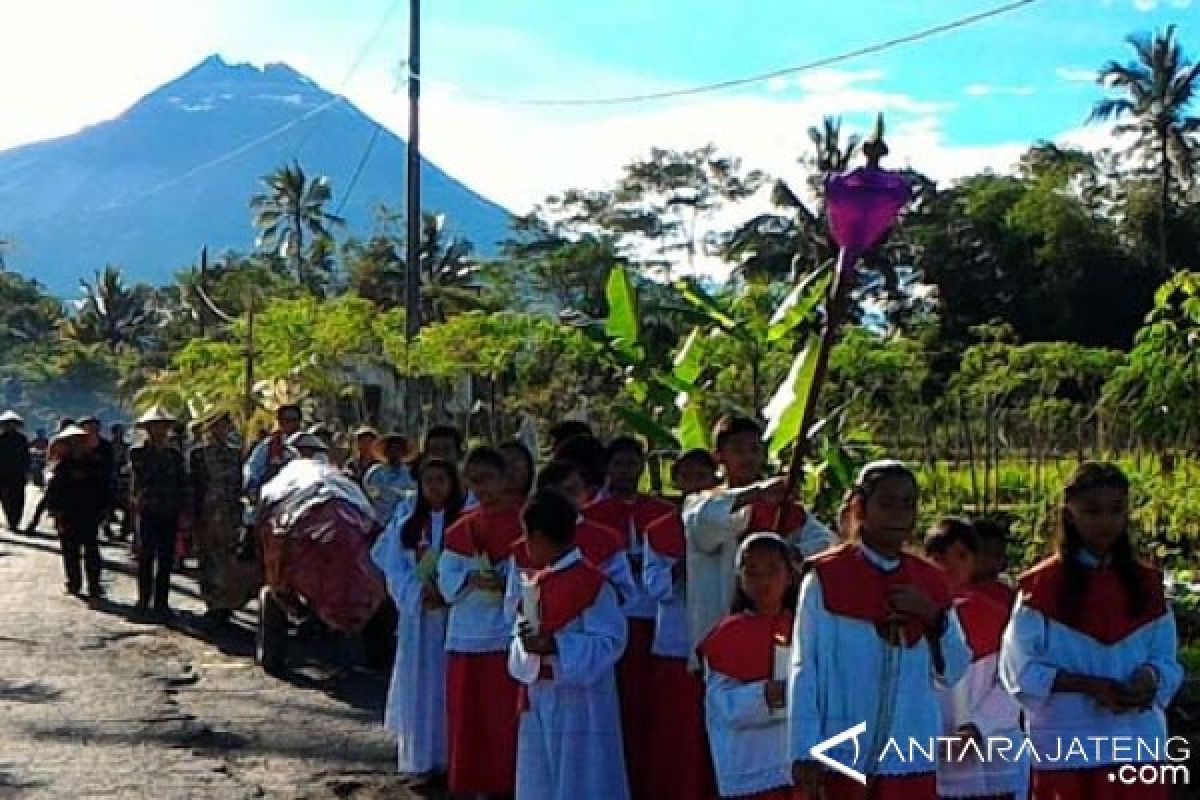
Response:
[0,410,30,531]
[130,406,189,620]
[45,425,110,597]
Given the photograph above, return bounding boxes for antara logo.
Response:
[810,721,868,785]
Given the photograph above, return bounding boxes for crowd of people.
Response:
[0,405,1185,800]
[364,415,1183,800]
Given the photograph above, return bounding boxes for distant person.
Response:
[343,426,380,486]
[420,424,464,468]
[971,516,1017,610]
[243,404,303,496]
[44,424,109,598]
[107,423,133,540]
[24,417,74,533]
[28,427,49,488]
[130,406,189,621]
[547,419,594,458]
[363,433,415,524]
[189,411,260,627]
[0,410,30,531]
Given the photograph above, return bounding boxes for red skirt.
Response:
[817,772,936,800]
[619,618,658,799]
[648,656,718,800]
[1032,767,1168,800]
[445,651,518,794]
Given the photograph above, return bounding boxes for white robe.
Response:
[642,534,689,659]
[369,508,448,775]
[788,547,971,779]
[1000,592,1182,769]
[937,649,1026,797]
[683,487,837,662]
[508,549,630,800]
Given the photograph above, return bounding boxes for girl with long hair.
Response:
[1000,461,1182,800]
[369,458,466,785]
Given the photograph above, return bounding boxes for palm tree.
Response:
[414,213,485,323]
[1090,25,1200,273]
[723,115,862,282]
[251,161,345,287]
[63,265,159,350]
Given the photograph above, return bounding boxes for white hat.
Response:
[287,432,328,451]
[0,410,23,424]
[855,459,912,485]
[135,405,177,426]
[54,425,88,441]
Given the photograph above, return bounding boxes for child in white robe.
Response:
[924,518,1025,800]
[789,460,971,800]
[700,533,798,799]
[683,415,836,661]
[509,488,630,800]
[1000,461,1182,800]
[369,458,465,784]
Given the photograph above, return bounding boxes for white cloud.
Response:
[794,68,886,94]
[1056,67,1097,83]
[1133,0,1158,9]
[964,83,1036,97]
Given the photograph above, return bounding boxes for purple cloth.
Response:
[826,166,911,268]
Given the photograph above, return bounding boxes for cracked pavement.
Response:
[0,487,431,800]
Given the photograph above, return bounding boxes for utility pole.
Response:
[403,0,422,428]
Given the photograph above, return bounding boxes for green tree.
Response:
[251,161,345,289]
[63,266,159,351]
[1090,25,1200,274]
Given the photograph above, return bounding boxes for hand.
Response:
[521,632,556,656]
[1087,677,1140,714]
[757,476,792,508]
[792,761,825,798]
[1122,666,1158,709]
[764,680,786,710]
[420,583,445,610]
[887,585,940,630]
[468,571,504,591]
[946,724,983,761]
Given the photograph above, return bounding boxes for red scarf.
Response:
[1019,555,1166,645]
[584,494,675,549]
[812,544,953,647]
[645,513,685,559]
[954,586,1010,661]
[443,506,524,562]
[699,611,794,682]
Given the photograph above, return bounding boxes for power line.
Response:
[335,122,383,216]
[413,0,1040,108]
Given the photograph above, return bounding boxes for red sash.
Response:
[443,506,524,562]
[1019,555,1166,645]
[645,513,685,559]
[698,611,794,683]
[517,558,607,710]
[584,494,675,549]
[973,578,1017,611]
[954,586,1010,661]
[812,544,953,647]
[746,500,808,536]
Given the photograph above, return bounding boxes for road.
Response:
[0,486,424,800]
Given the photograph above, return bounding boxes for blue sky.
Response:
[1,0,1197,212]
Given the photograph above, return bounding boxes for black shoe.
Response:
[87,585,106,600]
[64,585,82,597]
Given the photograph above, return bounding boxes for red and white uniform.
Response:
[788,543,970,800]
[585,494,675,799]
[700,611,796,799]
[509,548,629,800]
[643,512,718,800]
[936,585,1026,798]
[683,489,837,660]
[1000,552,1182,800]
[437,506,524,795]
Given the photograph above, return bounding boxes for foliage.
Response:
[251,160,345,290]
